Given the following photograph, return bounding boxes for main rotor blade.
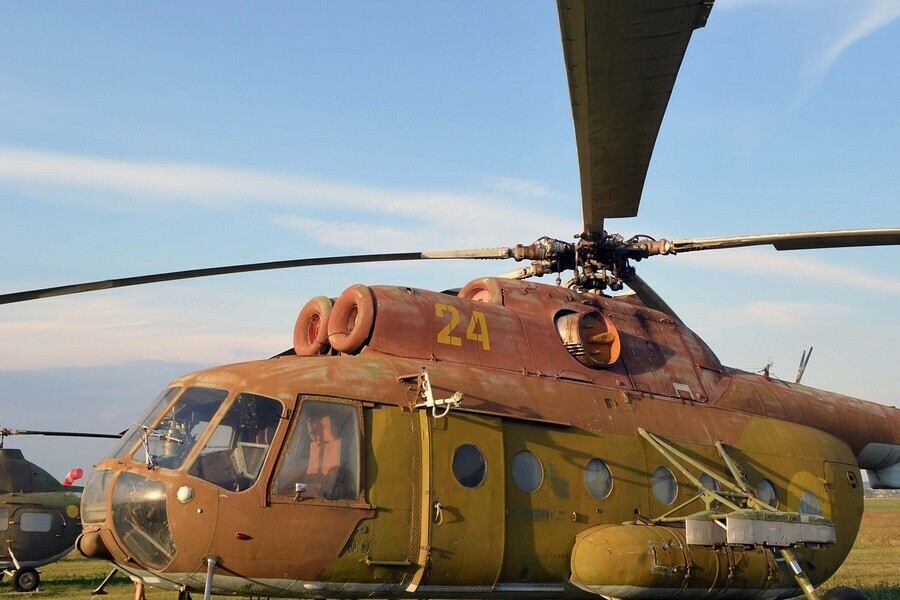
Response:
[0,248,513,306]
[0,428,121,439]
[619,271,682,323]
[557,0,715,236]
[668,229,900,253]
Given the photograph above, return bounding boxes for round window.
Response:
[756,479,778,508]
[452,444,486,488]
[799,490,821,516]
[699,472,719,492]
[699,472,721,508]
[652,466,677,505]
[511,451,543,493]
[584,458,613,499]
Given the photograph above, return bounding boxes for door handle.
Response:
[432,501,443,525]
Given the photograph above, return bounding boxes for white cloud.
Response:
[486,177,553,198]
[276,216,438,252]
[714,300,851,327]
[276,215,425,252]
[0,146,576,245]
[0,296,284,371]
[679,249,900,295]
[812,2,900,80]
[274,213,529,253]
[715,1,900,89]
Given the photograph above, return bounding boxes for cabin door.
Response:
[7,507,67,562]
[424,411,505,587]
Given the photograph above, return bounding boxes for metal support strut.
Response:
[202,555,219,600]
[91,567,120,595]
[638,428,823,600]
[781,548,819,600]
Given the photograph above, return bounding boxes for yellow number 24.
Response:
[434,303,490,351]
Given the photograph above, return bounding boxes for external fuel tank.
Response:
[570,523,800,599]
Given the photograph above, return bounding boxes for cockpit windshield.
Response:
[131,386,229,470]
[187,393,283,492]
[105,387,181,460]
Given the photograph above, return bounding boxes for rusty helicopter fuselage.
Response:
[2,0,896,597]
[76,277,899,599]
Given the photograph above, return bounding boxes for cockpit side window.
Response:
[131,386,229,470]
[273,399,361,501]
[188,393,283,492]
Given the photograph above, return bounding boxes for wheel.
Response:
[823,586,867,600]
[12,567,39,592]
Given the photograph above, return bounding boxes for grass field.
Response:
[10,499,898,600]
[818,499,900,599]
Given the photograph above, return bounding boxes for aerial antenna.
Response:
[758,357,774,381]
[795,346,813,384]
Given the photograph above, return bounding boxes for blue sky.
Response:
[1,1,898,479]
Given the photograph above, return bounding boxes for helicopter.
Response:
[0,428,119,592]
[1,1,899,600]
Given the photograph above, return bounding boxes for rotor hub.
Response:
[511,233,674,292]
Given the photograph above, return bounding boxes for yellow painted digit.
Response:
[435,303,462,346]
[465,310,491,351]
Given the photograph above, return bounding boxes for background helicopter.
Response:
[0,428,119,592]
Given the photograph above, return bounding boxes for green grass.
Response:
[12,504,900,599]
[818,502,899,600]
[10,555,136,600]
[865,498,900,512]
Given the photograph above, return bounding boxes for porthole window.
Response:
[799,490,821,516]
[511,451,543,493]
[584,458,612,500]
[756,479,778,508]
[584,458,613,499]
[0,508,8,531]
[652,466,677,505]
[452,444,486,488]
[699,472,721,508]
[699,472,719,492]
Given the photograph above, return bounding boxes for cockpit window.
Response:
[131,386,229,470]
[188,393,283,492]
[105,387,181,460]
[273,399,361,501]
